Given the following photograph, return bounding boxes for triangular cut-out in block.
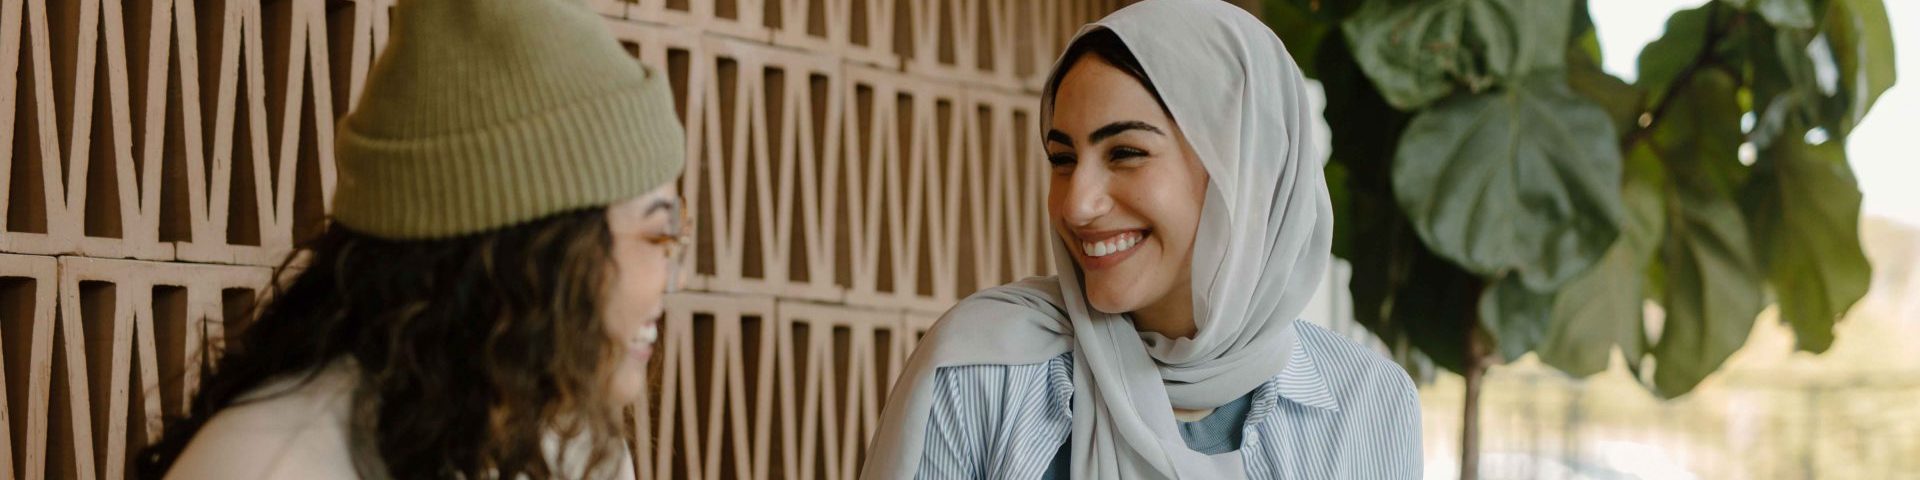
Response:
[157,42,196,244]
[75,281,118,479]
[215,287,255,347]
[7,0,56,236]
[82,54,126,241]
[47,304,89,480]
[148,285,188,419]
[0,275,39,480]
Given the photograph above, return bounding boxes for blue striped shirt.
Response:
[917,320,1423,479]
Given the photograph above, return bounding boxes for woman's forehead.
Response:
[1050,61,1172,134]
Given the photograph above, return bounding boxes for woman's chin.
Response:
[1083,287,1144,315]
[609,368,647,405]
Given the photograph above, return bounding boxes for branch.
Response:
[1619,2,1741,151]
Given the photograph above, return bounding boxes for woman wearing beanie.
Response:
[864,1,1421,478]
[135,0,683,478]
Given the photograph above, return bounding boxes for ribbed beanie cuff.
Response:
[334,82,683,239]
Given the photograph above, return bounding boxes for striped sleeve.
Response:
[919,363,995,479]
[1354,359,1423,479]
[1271,322,1424,479]
[917,355,1074,480]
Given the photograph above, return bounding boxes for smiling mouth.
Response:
[628,323,659,358]
[1079,230,1148,258]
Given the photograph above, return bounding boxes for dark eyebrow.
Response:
[1046,129,1075,147]
[1088,121,1163,144]
[642,197,682,219]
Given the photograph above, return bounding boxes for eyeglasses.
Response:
[643,208,693,291]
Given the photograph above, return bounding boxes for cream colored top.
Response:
[167,360,636,479]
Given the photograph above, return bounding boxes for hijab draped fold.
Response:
[861,1,1332,477]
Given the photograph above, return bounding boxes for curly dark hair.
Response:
[135,208,628,479]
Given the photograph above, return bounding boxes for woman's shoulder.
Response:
[945,276,1069,319]
[166,361,363,479]
[918,356,1074,477]
[907,276,1074,371]
[931,351,1075,409]
[1287,320,1418,400]
[932,351,1074,386]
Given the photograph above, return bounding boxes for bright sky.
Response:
[1589,0,1920,227]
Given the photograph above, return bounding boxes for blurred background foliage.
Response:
[1259,0,1896,476]
[1266,0,1893,398]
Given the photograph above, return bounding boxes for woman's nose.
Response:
[1060,167,1113,226]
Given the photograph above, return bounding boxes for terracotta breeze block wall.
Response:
[0,0,1139,478]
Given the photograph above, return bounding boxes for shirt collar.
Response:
[1049,323,1345,422]
[1248,322,1342,424]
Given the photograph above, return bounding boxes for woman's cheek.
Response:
[603,244,656,345]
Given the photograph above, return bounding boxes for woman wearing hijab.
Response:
[864,1,1421,478]
[135,0,683,478]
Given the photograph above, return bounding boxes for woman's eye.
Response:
[1109,147,1147,162]
[1047,153,1076,166]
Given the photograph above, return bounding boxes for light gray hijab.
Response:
[862,0,1332,478]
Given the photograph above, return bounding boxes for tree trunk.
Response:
[1460,323,1488,480]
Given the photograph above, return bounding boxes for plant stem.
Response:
[1460,313,1488,480]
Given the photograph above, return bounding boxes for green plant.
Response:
[1264,0,1894,477]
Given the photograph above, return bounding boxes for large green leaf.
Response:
[1641,59,1752,196]
[1342,0,1574,110]
[1746,21,1825,150]
[1571,0,1602,60]
[1741,139,1872,353]
[1635,70,1767,398]
[1563,1,1636,138]
[1539,146,1663,378]
[1635,6,1716,106]
[1821,0,1898,137]
[1477,274,1553,363]
[1392,75,1626,292]
[1742,0,1894,146]
[1647,171,1766,398]
[1567,44,1644,135]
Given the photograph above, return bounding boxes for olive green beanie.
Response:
[332,0,684,240]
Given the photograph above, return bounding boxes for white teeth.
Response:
[1082,232,1143,258]
[634,324,659,345]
